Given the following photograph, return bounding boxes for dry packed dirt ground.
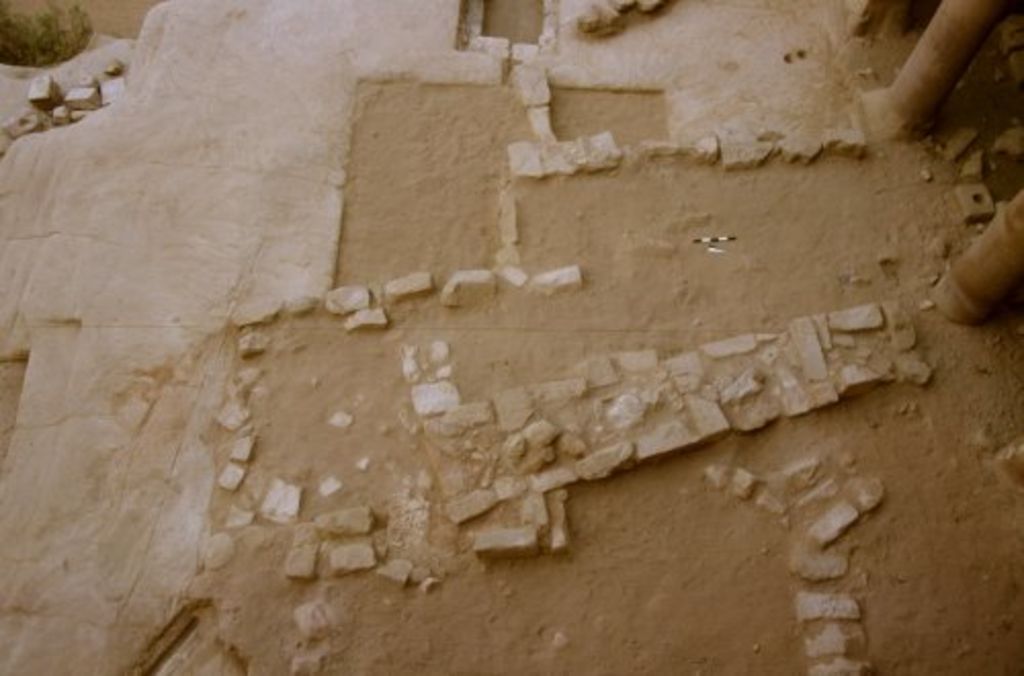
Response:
[2,1,1024,675]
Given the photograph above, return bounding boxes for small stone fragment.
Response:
[794,592,861,622]
[2,108,45,138]
[701,334,758,359]
[827,303,884,332]
[344,308,388,331]
[556,432,587,459]
[993,126,1024,160]
[315,506,374,536]
[293,600,334,639]
[284,532,319,580]
[754,489,786,515]
[238,328,269,357]
[576,2,625,37]
[411,381,461,417]
[606,393,647,430]
[576,441,635,480]
[893,352,932,385]
[51,105,70,126]
[384,272,434,302]
[808,501,860,547]
[328,410,354,429]
[635,420,698,461]
[319,476,343,497]
[497,266,529,287]
[429,340,450,364]
[105,58,125,76]
[28,74,61,110]
[261,478,302,524]
[325,285,370,315]
[685,135,720,164]
[328,543,376,575]
[778,136,823,164]
[64,86,101,111]
[846,476,884,512]
[529,265,583,295]
[494,475,528,500]
[376,558,414,586]
[446,489,499,524]
[225,506,255,529]
[730,468,758,499]
[789,542,848,581]
[685,395,731,441]
[953,184,996,224]
[523,419,560,449]
[720,369,764,404]
[229,435,255,463]
[547,489,569,553]
[959,150,984,182]
[473,527,540,558]
[217,400,250,431]
[441,270,497,307]
[218,463,246,491]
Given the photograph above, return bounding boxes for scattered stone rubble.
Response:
[575,0,671,38]
[1,60,127,154]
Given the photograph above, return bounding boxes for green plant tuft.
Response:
[0,1,92,67]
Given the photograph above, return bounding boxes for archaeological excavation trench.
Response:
[1,0,1023,674]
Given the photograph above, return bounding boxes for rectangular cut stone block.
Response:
[229,435,255,462]
[701,334,758,359]
[328,543,376,575]
[284,544,319,580]
[261,479,302,524]
[805,623,867,659]
[441,269,496,306]
[314,506,374,536]
[520,491,549,531]
[547,490,569,553]
[576,441,634,480]
[953,183,996,224]
[384,272,433,302]
[663,351,704,392]
[498,266,528,287]
[721,140,774,170]
[64,86,100,111]
[794,592,861,622]
[581,132,623,170]
[789,545,849,582]
[508,141,544,178]
[325,285,370,315]
[574,355,619,388]
[218,463,246,491]
[446,489,499,524]
[941,127,978,161]
[724,396,781,432]
[528,106,556,143]
[613,350,658,373]
[411,381,461,417]
[473,527,539,558]
[511,64,550,107]
[636,420,699,461]
[494,387,533,431]
[28,74,60,109]
[807,658,872,676]
[789,317,829,381]
[531,377,587,404]
[808,501,860,546]
[529,265,583,295]
[835,364,883,397]
[827,303,884,332]
[100,77,125,105]
[685,395,731,442]
[376,558,414,586]
[344,308,388,331]
[529,467,578,493]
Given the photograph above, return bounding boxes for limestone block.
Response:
[685,395,730,441]
[284,543,319,580]
[731,468,758,499]
[376,558,414,586]
[701,334,758,359]
[574,355,619,388]
[789,544,849,581]
[542,139,588,175]
[529,265,583,295]
[724,395,781,432]
[411,381,461,417]
[941,127,978,162]
[606,393,646,430]
[755,490,786,515]
[664,351,704,392]
[315,506,374,535]
[805,623,867,659]
[881,301,916,351]
[494,387,533,431]
[508,141,545,178]
[576,441,634,480]
[467,35,510,60]
[636,420,698,461]
[225,506,255,529]
[721,139,774,170]
[548,490,569,553]
[959,150,984,183]
[344,308,388,331]
[384,272,433,302]
[319,476,343,497]
[528,106,556,143]
[808,501,860,546]
[100,77,126,106]
[217,400,250,431]
[64,86,101,111]
[720,368,764,404]
[846,477,884,512]
[613,349,658,373]
[835,364,883,397]
[520,491,549,531]
[823,128,867,159]
[789,317,829,381]
[581,132,623,171]
[473,527,540,558]
[293,600,334,639]
[827,303,884,332]
[261,478,302,524]
[512,65,550,107]
[807,658,872,676]
[523,419,560,449]
[497,266,528,287]
[529,466,578,493]
[229,435,255,463]
[778,136,822,164]
[328,543,376,575]
[28,74,61,110]
[328,410,353,429]
[576,2,626,37]
[218,462,246,491]
[325,285,370,315]
[531,377,587,404]
[238,328,269,357]
[512,43,539,63]
[445,489,498,524]
[794,592,861,622]
[953,184,995,224]
[441,269,496,306]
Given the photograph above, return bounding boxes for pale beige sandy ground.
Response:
[1,1,1023,674]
